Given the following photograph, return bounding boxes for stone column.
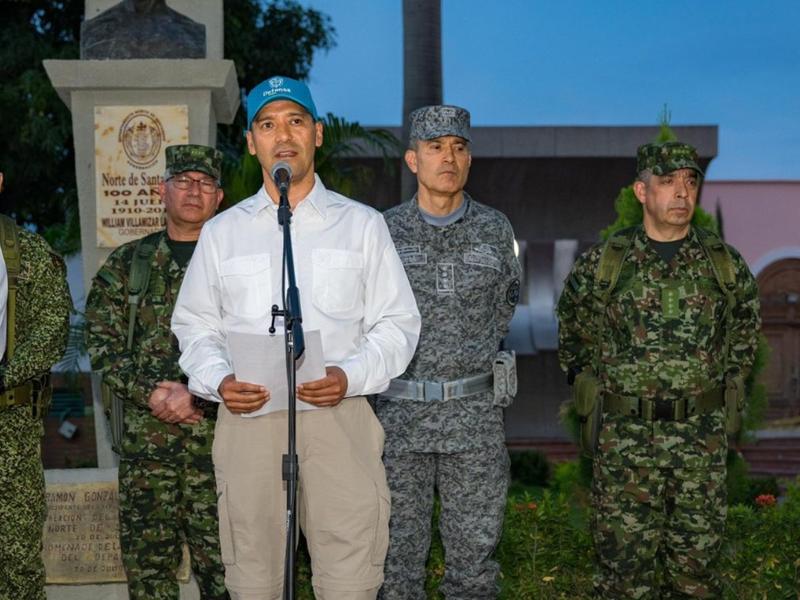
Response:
[40,3,238,597]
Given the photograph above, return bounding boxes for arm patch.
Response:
[506,278,521,306]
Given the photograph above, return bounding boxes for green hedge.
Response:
[294,474,800,598]
[297,471,800,600]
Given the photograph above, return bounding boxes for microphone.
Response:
[271,161,292,197]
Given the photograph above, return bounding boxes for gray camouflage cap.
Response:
[636,141,704,177]
[164,144,223,181]
[409,105,472,143]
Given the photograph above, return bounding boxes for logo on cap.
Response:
[269,77,284,88]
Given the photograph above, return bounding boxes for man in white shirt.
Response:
[171,76,421,600]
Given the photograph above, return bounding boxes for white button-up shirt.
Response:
[172,175,421,403]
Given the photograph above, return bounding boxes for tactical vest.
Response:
[593,226,738,369]
[125,231,161,351]
[0,214,52,415]
[0,214,20,359]
[97,231,160,452]
[593,225,744,433]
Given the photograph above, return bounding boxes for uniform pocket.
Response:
[369,481,391,566]
[311,248,364,315]
[220,254,272,318]
[216,481,237,565]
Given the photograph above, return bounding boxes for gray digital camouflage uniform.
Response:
[0,227,71,600]
[376,194,520,599]
[557,224,760,599]
[86,231,227,600]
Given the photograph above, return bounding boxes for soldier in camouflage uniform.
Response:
[86,146,229,600]
[0,170,72,600]
[376,106,521,599]
[557,141,761,599]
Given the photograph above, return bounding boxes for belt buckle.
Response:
[654,399,673,421]
[424,381,443,402]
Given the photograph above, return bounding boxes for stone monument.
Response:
[43,2,238,597]
[81,0,206,59]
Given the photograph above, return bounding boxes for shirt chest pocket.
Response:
[220,254,272,318]
[679,278,725,325]
[311,248,364,315]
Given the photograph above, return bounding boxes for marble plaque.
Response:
[43,481,192,584]
[94,105,188,248]
[43,482,125,583]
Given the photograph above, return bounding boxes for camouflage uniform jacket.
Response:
[86,231,215,466]
[556,225,760,469]
[376,195,521,454]
[0,228,71,391]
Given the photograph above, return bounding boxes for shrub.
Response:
[292,478,800,598]
[510,450,551,487]
[497,490,594,599]
[726,450,782,507]
[718,480,800,598]
[550,459,591,504]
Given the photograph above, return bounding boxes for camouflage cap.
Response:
[636,141,704,177]
[164,144,223,181]
[409,105,471,143]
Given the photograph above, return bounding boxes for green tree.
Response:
[1,0,335,252]
[0,1,82,246]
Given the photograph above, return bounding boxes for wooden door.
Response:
[758,258,800,420]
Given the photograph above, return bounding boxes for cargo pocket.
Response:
[369,481,391,566]
[216,482,236,565]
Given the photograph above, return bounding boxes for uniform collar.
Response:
[412,191,472,226]
[239,174,329,221]
[636,224,699,246]
[634,224,700,265]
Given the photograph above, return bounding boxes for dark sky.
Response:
[299,0,800,180]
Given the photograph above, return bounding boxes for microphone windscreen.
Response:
[271,161,292,181]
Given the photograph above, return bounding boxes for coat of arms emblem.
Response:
[119,110,164,168]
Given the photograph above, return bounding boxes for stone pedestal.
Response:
[44,58,238,471]
[42,43,238,598]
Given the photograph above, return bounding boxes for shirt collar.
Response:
[240,174,328,221]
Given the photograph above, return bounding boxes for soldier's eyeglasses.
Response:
[169,176,219,194]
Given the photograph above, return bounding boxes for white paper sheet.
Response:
[227,329,326,417]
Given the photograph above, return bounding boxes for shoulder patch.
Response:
[507,278,521,306]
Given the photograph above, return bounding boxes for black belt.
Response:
[603,387,724,421]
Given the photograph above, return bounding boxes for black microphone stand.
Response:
[268,177,304,600]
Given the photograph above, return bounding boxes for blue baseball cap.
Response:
[245,76,319,129]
